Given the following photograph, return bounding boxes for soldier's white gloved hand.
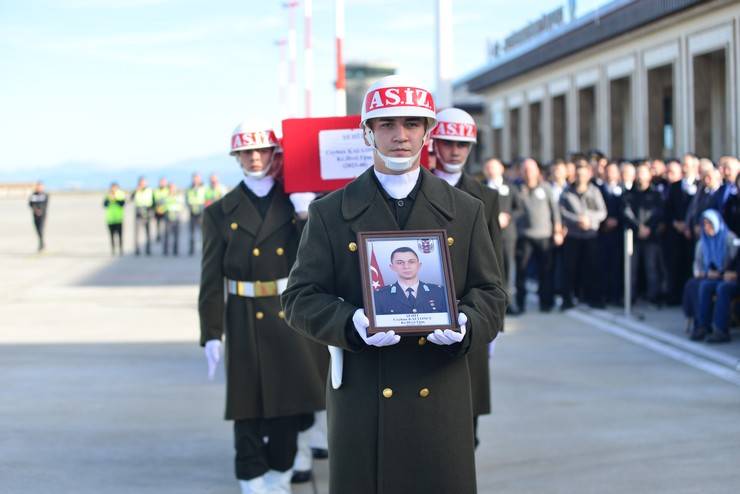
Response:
[489,338,497,358]
[204,339,222,380]
[289,192,317,214]
[428,312,467,346]
[353,309,400,347]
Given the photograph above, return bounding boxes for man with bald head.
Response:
[513,158,563,313]
[484,157,520,308]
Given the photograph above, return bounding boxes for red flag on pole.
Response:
[370,246,384,291]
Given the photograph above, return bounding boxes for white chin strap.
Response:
[237,152,273,180]
[434,147,467,173]
[365,128,426,172]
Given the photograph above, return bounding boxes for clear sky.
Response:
[0,0,610,171]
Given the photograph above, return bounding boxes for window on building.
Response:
[609,76,632,160]
[529,101,543,162]
[693,49,729,160]
[578,86,597,153]
[552,94,567,161]
[647,64,675,160]
[509,107,521,161]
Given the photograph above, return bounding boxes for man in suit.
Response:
[373,246,448,315]
[282,75,506,494]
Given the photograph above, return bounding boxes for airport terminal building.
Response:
[454,0,740,165]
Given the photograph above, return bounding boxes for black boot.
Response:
[706,331,731,343]
[689,326,707,341]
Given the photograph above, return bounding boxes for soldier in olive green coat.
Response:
[199,122,327,494]
[430,107,507,443]
[282,76,506,494]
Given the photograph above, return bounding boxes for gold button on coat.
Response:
[276,247,284,256]
[348,242,357,252]
[230,222,238,231]
[382,388,393,399]
[418,337,426,346]
[252,248,260,256]
[278,310,285,319]
[447,236,455,247]
[419,388,430,398]
[255,311,264,320]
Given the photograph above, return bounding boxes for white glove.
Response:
[204,339,222,380]
[328,345,343,389]
[489,338,497,358]
[353,309,400,347]
[289,192,317,214]
[428,312,467,346]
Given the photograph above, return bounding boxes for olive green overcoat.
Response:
[199,183,327,420]
[456,172,505,417]
[282,167,506,494]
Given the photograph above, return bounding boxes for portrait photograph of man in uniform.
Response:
[373,245,449,317]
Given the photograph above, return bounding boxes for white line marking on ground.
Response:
[567,310,740,387]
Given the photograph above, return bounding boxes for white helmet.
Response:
[229,122,279,156]
[360,75,437,172]
[230,121,279,179]
[430,108,477,143]
[430,108,477,173]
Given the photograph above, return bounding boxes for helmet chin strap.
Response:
[365,127,428,172]
[237,152,274,179]
[434,147,467,174]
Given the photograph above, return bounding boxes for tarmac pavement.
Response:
[2,194,739,493]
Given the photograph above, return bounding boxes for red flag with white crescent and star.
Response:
[370,246,384,291]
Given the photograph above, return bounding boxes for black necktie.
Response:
[406,287,416,306]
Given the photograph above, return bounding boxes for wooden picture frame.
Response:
[357,230,458,336]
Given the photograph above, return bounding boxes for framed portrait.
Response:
[357,230,458,336]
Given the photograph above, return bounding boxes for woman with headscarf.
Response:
[682,209,738,342]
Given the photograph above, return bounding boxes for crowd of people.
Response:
[480,152,739,343]
[101,172,227,256]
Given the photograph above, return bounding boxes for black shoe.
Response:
[689,327,707,341]
[505,306,520,316]
[706,332,731,343]
[588,302,606,309]
[560,301,575,312]
[311,447,328,459]
[291,470,312,484]
[539,305,553,313]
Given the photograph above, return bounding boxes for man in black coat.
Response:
[484,157,519,309]
[599,162,625,305]
[624,162,664,304]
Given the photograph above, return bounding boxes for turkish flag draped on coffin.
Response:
[282,115,430,193]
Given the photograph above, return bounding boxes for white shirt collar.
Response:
[242,176,275,198]
[487,176,503,189]
[433,168,462,187]
[373,167,421,200]
[397,280,420,295]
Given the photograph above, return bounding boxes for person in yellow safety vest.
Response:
[204,173,227,207]
[163,182,185,256]
[103,182,126,256]
[153,177,170,243]
[131,176,155,256]
[186,173,207,256]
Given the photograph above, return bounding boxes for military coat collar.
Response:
[221,182,294,242]
[341,167,455,233]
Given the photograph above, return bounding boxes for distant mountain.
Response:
[0,155,244,191]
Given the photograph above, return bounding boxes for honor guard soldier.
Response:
[430,107,505,447]
[103,182,126,256]
[131,176,154,256]
[28,181,49,252]
[199,121,327,494]
[163,182,184,256]
[153,177,169,242]
[186,173,207,256]
[282,75,506,494]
